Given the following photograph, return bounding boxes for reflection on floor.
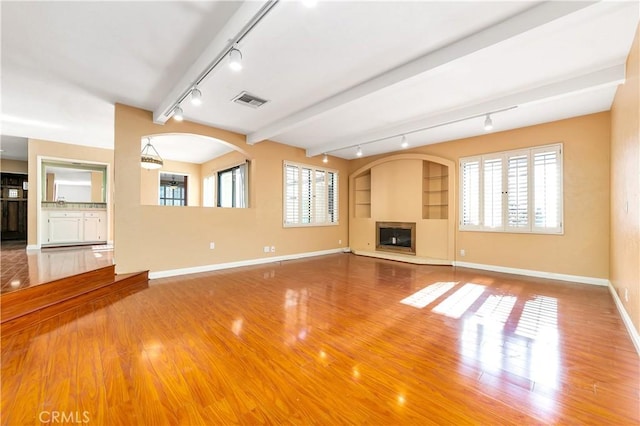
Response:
[0,240,114,293]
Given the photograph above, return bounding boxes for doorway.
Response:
[1,173,28,241]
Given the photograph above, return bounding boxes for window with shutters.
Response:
[459,144,562,234]
[284,161,339,227]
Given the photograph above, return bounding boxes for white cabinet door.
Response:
[83,211,107,242]
[48,216,83,244]
[83,217,100,241]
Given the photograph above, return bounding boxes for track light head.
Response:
[322,153,328,163]
[484,114,493,131]
[190,87,202,106]
[229,47,243,71]
[356,146,363,157]
[400,135,409,149]
[173,106,184,121]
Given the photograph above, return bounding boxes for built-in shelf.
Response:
[423,161,449,219]
[354,172,372,218]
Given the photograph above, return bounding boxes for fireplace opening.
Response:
[376,222,416,255]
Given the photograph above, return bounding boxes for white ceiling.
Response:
[1,1,638,162]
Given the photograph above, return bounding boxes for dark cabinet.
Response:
[1,173,28,241]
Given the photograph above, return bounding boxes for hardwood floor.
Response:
[0,241,114,294]
[1,253,638,424]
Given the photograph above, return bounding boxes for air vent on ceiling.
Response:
[232,91,269,109]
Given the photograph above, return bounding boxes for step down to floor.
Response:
[1,266,148,335]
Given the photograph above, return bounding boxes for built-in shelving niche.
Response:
[422,161,448,219]
[354,171,371,218]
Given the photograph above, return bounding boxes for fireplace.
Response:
[376,222,416,255]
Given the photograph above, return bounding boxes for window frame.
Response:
[459,143,563,235]
[283,161,339,228]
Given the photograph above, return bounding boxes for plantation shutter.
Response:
[283,161,339,227]
[460,158,480,228]
[301,168,312,223]
[328,171,338,223]
[284,164,299,225]
[314,170,327,223]
[507,152,529,230]
[483,156,503,229]
[532,146,562,232]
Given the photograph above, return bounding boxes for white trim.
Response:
[148,247,349,280]
[608,282,640,355]
[26,244,40,252]
[453,261,609,286]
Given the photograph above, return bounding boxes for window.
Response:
[159,173,187,206]
[284,161,338,227]
[217,163,247,208]
[203,175,215,207]
[460,143,562,234]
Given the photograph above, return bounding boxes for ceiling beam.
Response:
[153,1,273,124]
[305,64,626,157]
[246,1,597,145]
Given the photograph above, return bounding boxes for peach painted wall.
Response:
[114,104,349,275]
[27,139,114,246]
[0,159,28,174]
[610,25,640,333]
[349,112,611,280]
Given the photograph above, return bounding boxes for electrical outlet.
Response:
[460,249,466,257]
[270,246,276,253]
[625,288,629,302]
[209,242,215,250]
[338,239,342,245]
[263,246,270,253]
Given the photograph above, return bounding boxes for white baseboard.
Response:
[453,261,609,286]
[607,282,640,355]
[26,244,40,252]
[149,247,350,280]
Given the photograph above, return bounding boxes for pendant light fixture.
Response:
[356,146,363,157]
[229,46,243,71]
[322,153,328,163]
[140,138,163,169]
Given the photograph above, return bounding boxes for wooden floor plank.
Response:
[1,253,638,424]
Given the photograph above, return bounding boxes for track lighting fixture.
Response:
[484,114,493,131]
[190,87,202,106]
[173,106,184,121]
[400,135,409,149]
[322,153,328,163]
[229,47,243,71]
[140,138,163,170]
[313,106,517,159]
